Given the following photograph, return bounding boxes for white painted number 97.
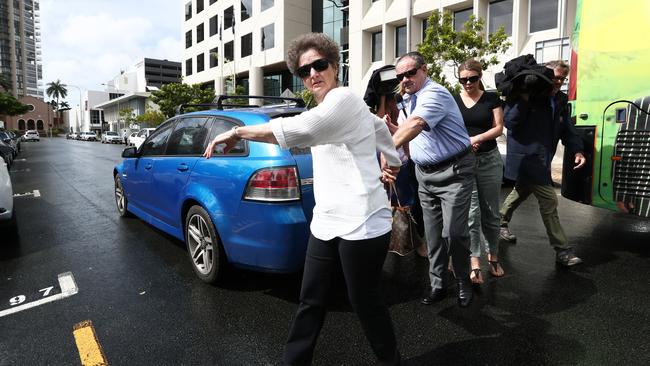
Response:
[9,295,26,306]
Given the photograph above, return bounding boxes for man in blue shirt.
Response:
[392,52,475,307]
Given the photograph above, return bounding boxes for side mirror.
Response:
[121,146,138,158]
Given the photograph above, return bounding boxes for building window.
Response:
[224,6,234,29]
[209,15,218,37]
[535,37,570,64]
[241,33,252,57]
[197,53,205,72]
[210,47,218,68]
[454,8,472,32]
[196,0,204,13]
[224,41,234,61]
[488,0,513,36]
[261,23,274,50]
[530,0,559,33]
[395,25,406,58]
[422,18,430,41]
[210,0,217,4]
[185,59,193,76]
[241,0,252,21]
[261,0,274,12]
[263,74,282,96]
[197,23,204,43]
[185,30,192,48]
[371,31,382,62]
[185,2,192,21]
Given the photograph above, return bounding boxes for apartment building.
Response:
[349,0,575,92]
[182,0,314,97]
[90,58,182,134]
[0,0,43,98]
[183,0,575,96]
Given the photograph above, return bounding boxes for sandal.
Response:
[488,260,505,277]
[470,268,484,284]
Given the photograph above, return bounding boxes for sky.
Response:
[39,0,182,107]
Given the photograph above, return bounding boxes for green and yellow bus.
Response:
[562,0,650,218]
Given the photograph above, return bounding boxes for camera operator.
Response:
[499,60,586,267]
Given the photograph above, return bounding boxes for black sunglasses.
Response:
[396,67,420,81]
[459,75,481,84]
[296,59,330,78]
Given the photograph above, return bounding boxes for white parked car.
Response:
[101,131,123,144]
[23,130,40,141]
[78,132,97,141]
[130,128,156,149]
[126,131,139,146]
[0,159,15,230]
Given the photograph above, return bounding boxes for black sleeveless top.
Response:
[453,91,502,153]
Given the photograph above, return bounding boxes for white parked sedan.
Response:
[78,132,97,141]
[0,159,15,230]
[126,131,139,146]
[101,131,123,144]
[23,130,40,141]
[129,128,156,149]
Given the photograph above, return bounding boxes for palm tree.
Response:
[46,80,68,127]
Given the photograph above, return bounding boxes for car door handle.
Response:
[144,163,153,170]
[177,163,189,172]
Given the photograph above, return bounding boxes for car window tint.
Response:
[137,130,147,137]
[166,117,210,155]
[208,118,246,155]
[140,124,173,156]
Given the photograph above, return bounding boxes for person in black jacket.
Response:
[499,60,586,266]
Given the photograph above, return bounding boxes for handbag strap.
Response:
[389,182,403,208]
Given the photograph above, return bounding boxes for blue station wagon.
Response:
[113,97,315,283]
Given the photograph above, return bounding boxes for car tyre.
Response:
[185,205,227,284]
[114,175,132,217]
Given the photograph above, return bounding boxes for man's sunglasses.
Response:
[296,59,330,78]
[459,75,481,84]
[396,67,420,81]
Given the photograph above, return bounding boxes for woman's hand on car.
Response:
[203,129,240,158]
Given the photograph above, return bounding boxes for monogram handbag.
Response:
[388,183,425,256]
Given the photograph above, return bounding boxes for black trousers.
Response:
[283,232,399,365]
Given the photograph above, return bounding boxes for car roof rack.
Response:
[175,95,305,115]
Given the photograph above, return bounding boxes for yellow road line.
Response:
[73,320,108,366]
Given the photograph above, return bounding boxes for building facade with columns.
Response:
[182,0,313,97]
[182,0,575,96]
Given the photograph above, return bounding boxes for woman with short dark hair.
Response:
[204,33,402,365]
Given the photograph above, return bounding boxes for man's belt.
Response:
[418,147,472,173]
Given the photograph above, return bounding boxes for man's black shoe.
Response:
[457,279,473,308]
[421,288,446,305]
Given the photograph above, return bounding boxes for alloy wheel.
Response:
[186,214,214,275]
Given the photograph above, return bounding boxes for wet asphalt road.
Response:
[1,137,649,366]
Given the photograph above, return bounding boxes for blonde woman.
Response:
[453,59,505,283]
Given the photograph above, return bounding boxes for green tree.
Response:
[295,89,317,109]
[418,10,511,93]
[0,73,11,92]
[46,79,69,126]
[150,82,215,118]
[59,101,70,110]
[0,73,28,116]
[0,92,29,115]
[118,107,136,130]
[136,108,167,127]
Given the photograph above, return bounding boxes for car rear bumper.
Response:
[218,202,310,273]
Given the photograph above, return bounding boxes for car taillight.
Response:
[244,166,300,202]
